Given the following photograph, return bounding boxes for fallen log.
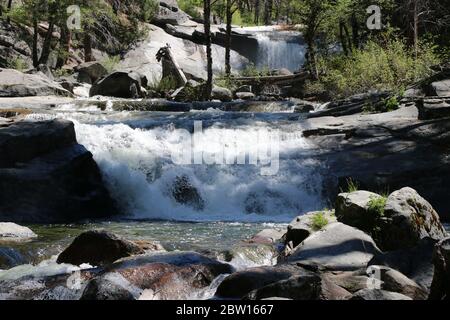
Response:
[219,72,309,86]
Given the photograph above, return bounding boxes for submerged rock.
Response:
[287,222,381,271]
[0,222,37,240]
[81,252,233,300]
[0,247,26,269]
[56,230,148,266]
[0,120,117,223]
[171,175,205,210]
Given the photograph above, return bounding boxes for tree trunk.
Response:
[254,0,260,25]
[263,0,272,25]
[56,26,71,69]
[83,33,94,62]
[32,17,39,67]
[225,0,233,77]
[6,0,13,23]
[38,19,55,65]
[351,13,359,49]
[413,0,419,60]
[204,0,213,100]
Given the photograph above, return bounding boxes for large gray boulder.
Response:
[215,264,308,299]
[0,68,72,97]
[430,79,450,97]
[0,120,117,223]
[350,289,412,300]
[417,97,450,120]
[378,187,447,251]
[429,237,450,300]
[74,61,107,84]
[57,230,148,266]
[335,190,382,231]
[90,71,147,98]
[212,86,233,102]
[244,273,322,300]
[284,210,336,249]
[0,223,37,240]
[287,222,381,271]
[368,237,436,291]
[368,265,428,299]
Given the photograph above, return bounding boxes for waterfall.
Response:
[255,32,306,71]
[25,110,326,223]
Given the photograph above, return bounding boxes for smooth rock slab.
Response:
[0,222,37,240]
[287,222,381,271]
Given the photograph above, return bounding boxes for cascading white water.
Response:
[255,32,306,71]
[25,110,325,222]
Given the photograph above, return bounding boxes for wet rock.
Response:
[284,210,336,249]
[0,247,26,269]
[81,252,233,300]
[212,86,233,102]
[89,71,147,98]
[172,175,205,210]
[350,289,412,300]
[245,273,322,300]
[378,187,447,251]
[368,237,436,291]
[80,272,142,300]
[74,61,107,84]
[215,264,308,299]
[0,68,72,97]
[429,237,450,300]
[287,222,381,271]
[223,243,278,269]
[0,222,37,240]
[249,228,285,245]
[57,230,147,266]
[0,120,117,223]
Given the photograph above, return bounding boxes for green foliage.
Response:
[148,75,178,93]
[367,195,387,218]
[344,178,359,193]
[102,55,120,73]
[306,38,440,99]
[310,212,329,231]
[178,0,203,20]
[240,63,270,77]
[7,57,28,71]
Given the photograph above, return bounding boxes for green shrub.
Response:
[367,195,387,218]
[306,38,440,99]
[102,55,120,73]
[8,57,28,71]
[344,178,359,193]
[310,212,329,231]
[148,75,178,93]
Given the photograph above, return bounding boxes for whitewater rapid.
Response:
[26,109,326,222]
